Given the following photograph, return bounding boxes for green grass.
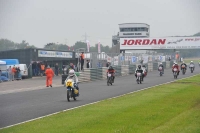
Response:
[183,58,200,64]
[1,75,200,133]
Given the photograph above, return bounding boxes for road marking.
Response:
[0,74,199,130]
[0,84,63,95]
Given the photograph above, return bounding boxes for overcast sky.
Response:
[0,0,200,48]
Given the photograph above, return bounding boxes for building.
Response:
[0,48,77,78]
[111,23,150,53]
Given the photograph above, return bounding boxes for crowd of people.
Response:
[0,65,22,81]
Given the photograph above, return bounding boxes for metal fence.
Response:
[75,52,172,69]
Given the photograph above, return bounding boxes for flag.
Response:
[98,40,101,53]
[86,40,90,52]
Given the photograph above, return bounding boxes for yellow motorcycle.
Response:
[65,79,79,102]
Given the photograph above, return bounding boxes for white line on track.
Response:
[0,74,199,130]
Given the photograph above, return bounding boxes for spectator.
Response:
[12,66,16,81]
[8,66,12,81]
[67,63,75,74]
[16,67,21,79]
[86,60,90,68]
[45,65,54,87]
[106,62,110,67]
[80,52,84,70]
[40,63,45,76]
[55,63,59,76]
[37,62,41,76]
[32,62,36,76]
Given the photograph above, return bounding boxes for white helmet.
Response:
[191,61,193,63]
[69,69,75,77]
[160,62,162,65]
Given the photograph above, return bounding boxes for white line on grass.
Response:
[0,74,199,130]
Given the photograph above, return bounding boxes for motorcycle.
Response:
[189,64,194,73]
[136,72,142,84]
[158,67,163,76]
[107,73,113,86]
[142,67,147,77]
[65,79,79,102]
[173,68,178,79]
[181,65,186,75]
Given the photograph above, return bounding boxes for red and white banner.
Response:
[98,41,101,53]
[86,40,90,52]
[120,37,200,50]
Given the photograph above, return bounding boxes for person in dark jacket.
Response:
[67,63,75,74]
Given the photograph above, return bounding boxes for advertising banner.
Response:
[120,37,200,50]
[38,50,73,58]
[132,56,137,63]
[114,56,119,65]
[143,56,149,63]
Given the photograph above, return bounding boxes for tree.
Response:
[0,39,16,51]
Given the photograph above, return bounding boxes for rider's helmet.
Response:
[138,65,141,69]
[191,61,193,63]
[69,69,75,77]
[109,66,113,70]
[160,62,162,65]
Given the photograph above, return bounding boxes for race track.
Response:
[0,65,200,128]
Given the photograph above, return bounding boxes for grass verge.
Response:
[183,58,199,64]
[1,75,200,133]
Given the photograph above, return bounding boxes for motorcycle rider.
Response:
[107,66,115,83]
[158,62,164,74]
[172,63,180,75]
[67,63,75,74]
[135,65,144,80]
[180,61,187,70]
[189,61,195,70]
[65,69,79,95]
[141,65,147,77]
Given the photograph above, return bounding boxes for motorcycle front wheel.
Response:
[67,90,71,102]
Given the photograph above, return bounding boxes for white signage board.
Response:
[113,56,119,65]
[38,50,73,58]
[120,37,200,50]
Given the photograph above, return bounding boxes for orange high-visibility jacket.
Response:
[45,68,54,77]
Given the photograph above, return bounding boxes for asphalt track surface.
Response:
[0,65,200,128]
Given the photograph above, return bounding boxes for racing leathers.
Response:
[172,64,180,75]
[135,68,144,80]
[189,62,195,70]
[158,64,164,73]
[65,74,79,91]
[107,68,115,83]
[180,63,187,70]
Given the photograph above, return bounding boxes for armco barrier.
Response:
[166,61,170,69]
[153,62,159,70]
[62,61,173,84]
[148,63,153,72]
[129,65,135,74]
[78,69,91,82]
[163,62,166,68]
[96,68,102,80]
[113,66,121,76]
[102,67,107,79]
[90,68,98,81]
[121,65,129,76]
